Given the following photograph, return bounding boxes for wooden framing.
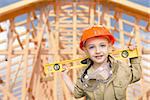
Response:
[0,0,149,100]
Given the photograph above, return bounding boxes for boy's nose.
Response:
[95,47,101,53]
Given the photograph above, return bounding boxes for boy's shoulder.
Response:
[116,60,129,66]
[114,59,131,76]
[109,55,129,68]
[76,65,88,78]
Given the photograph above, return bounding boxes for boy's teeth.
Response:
[96,55,102,57]
[95,55,103,58]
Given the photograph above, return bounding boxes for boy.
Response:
[62,26,141,100]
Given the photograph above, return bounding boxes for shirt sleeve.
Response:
[129,57,142,83]
[73,77,85,98]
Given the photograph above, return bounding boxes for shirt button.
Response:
[110,71,112,74]
[84,75,88,79]
[85,84,88,87]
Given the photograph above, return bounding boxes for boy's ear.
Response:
[83,47,89,56]
[83,47,87,53]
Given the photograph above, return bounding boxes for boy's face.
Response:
[84,37,111,64]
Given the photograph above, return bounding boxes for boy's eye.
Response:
[88,46,94,49]
[100,44,106,47]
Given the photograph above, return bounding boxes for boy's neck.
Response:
[92,58,108,70]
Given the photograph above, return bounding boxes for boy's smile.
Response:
[84,36,111,68]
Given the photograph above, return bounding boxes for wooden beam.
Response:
[89,2,95,26]
[27,8,47,99]
[72,3,77,100]
[4,18,14,99]
[0,49,55,55]
[0,0,54,22]
[108,0,150,21]
[21,14,30,100]
[53,3,64,100]
[0,85,17,100]
[118,13,125,48]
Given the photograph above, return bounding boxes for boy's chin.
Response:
[93,58,106,64]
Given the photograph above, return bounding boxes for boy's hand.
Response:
[61,65,74,93]
[62,65,69,74]
[128,45,137,51]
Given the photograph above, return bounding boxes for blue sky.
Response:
[128,0,150,7]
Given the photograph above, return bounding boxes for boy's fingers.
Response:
[62,65,70,73]
[62,69,68,73]
[62,68,69,74]
[62,65,68,69]
[128,45,137,51]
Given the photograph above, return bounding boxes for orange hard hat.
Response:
[80,26,116,50]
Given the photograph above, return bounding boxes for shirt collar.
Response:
[86,55,117,74]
